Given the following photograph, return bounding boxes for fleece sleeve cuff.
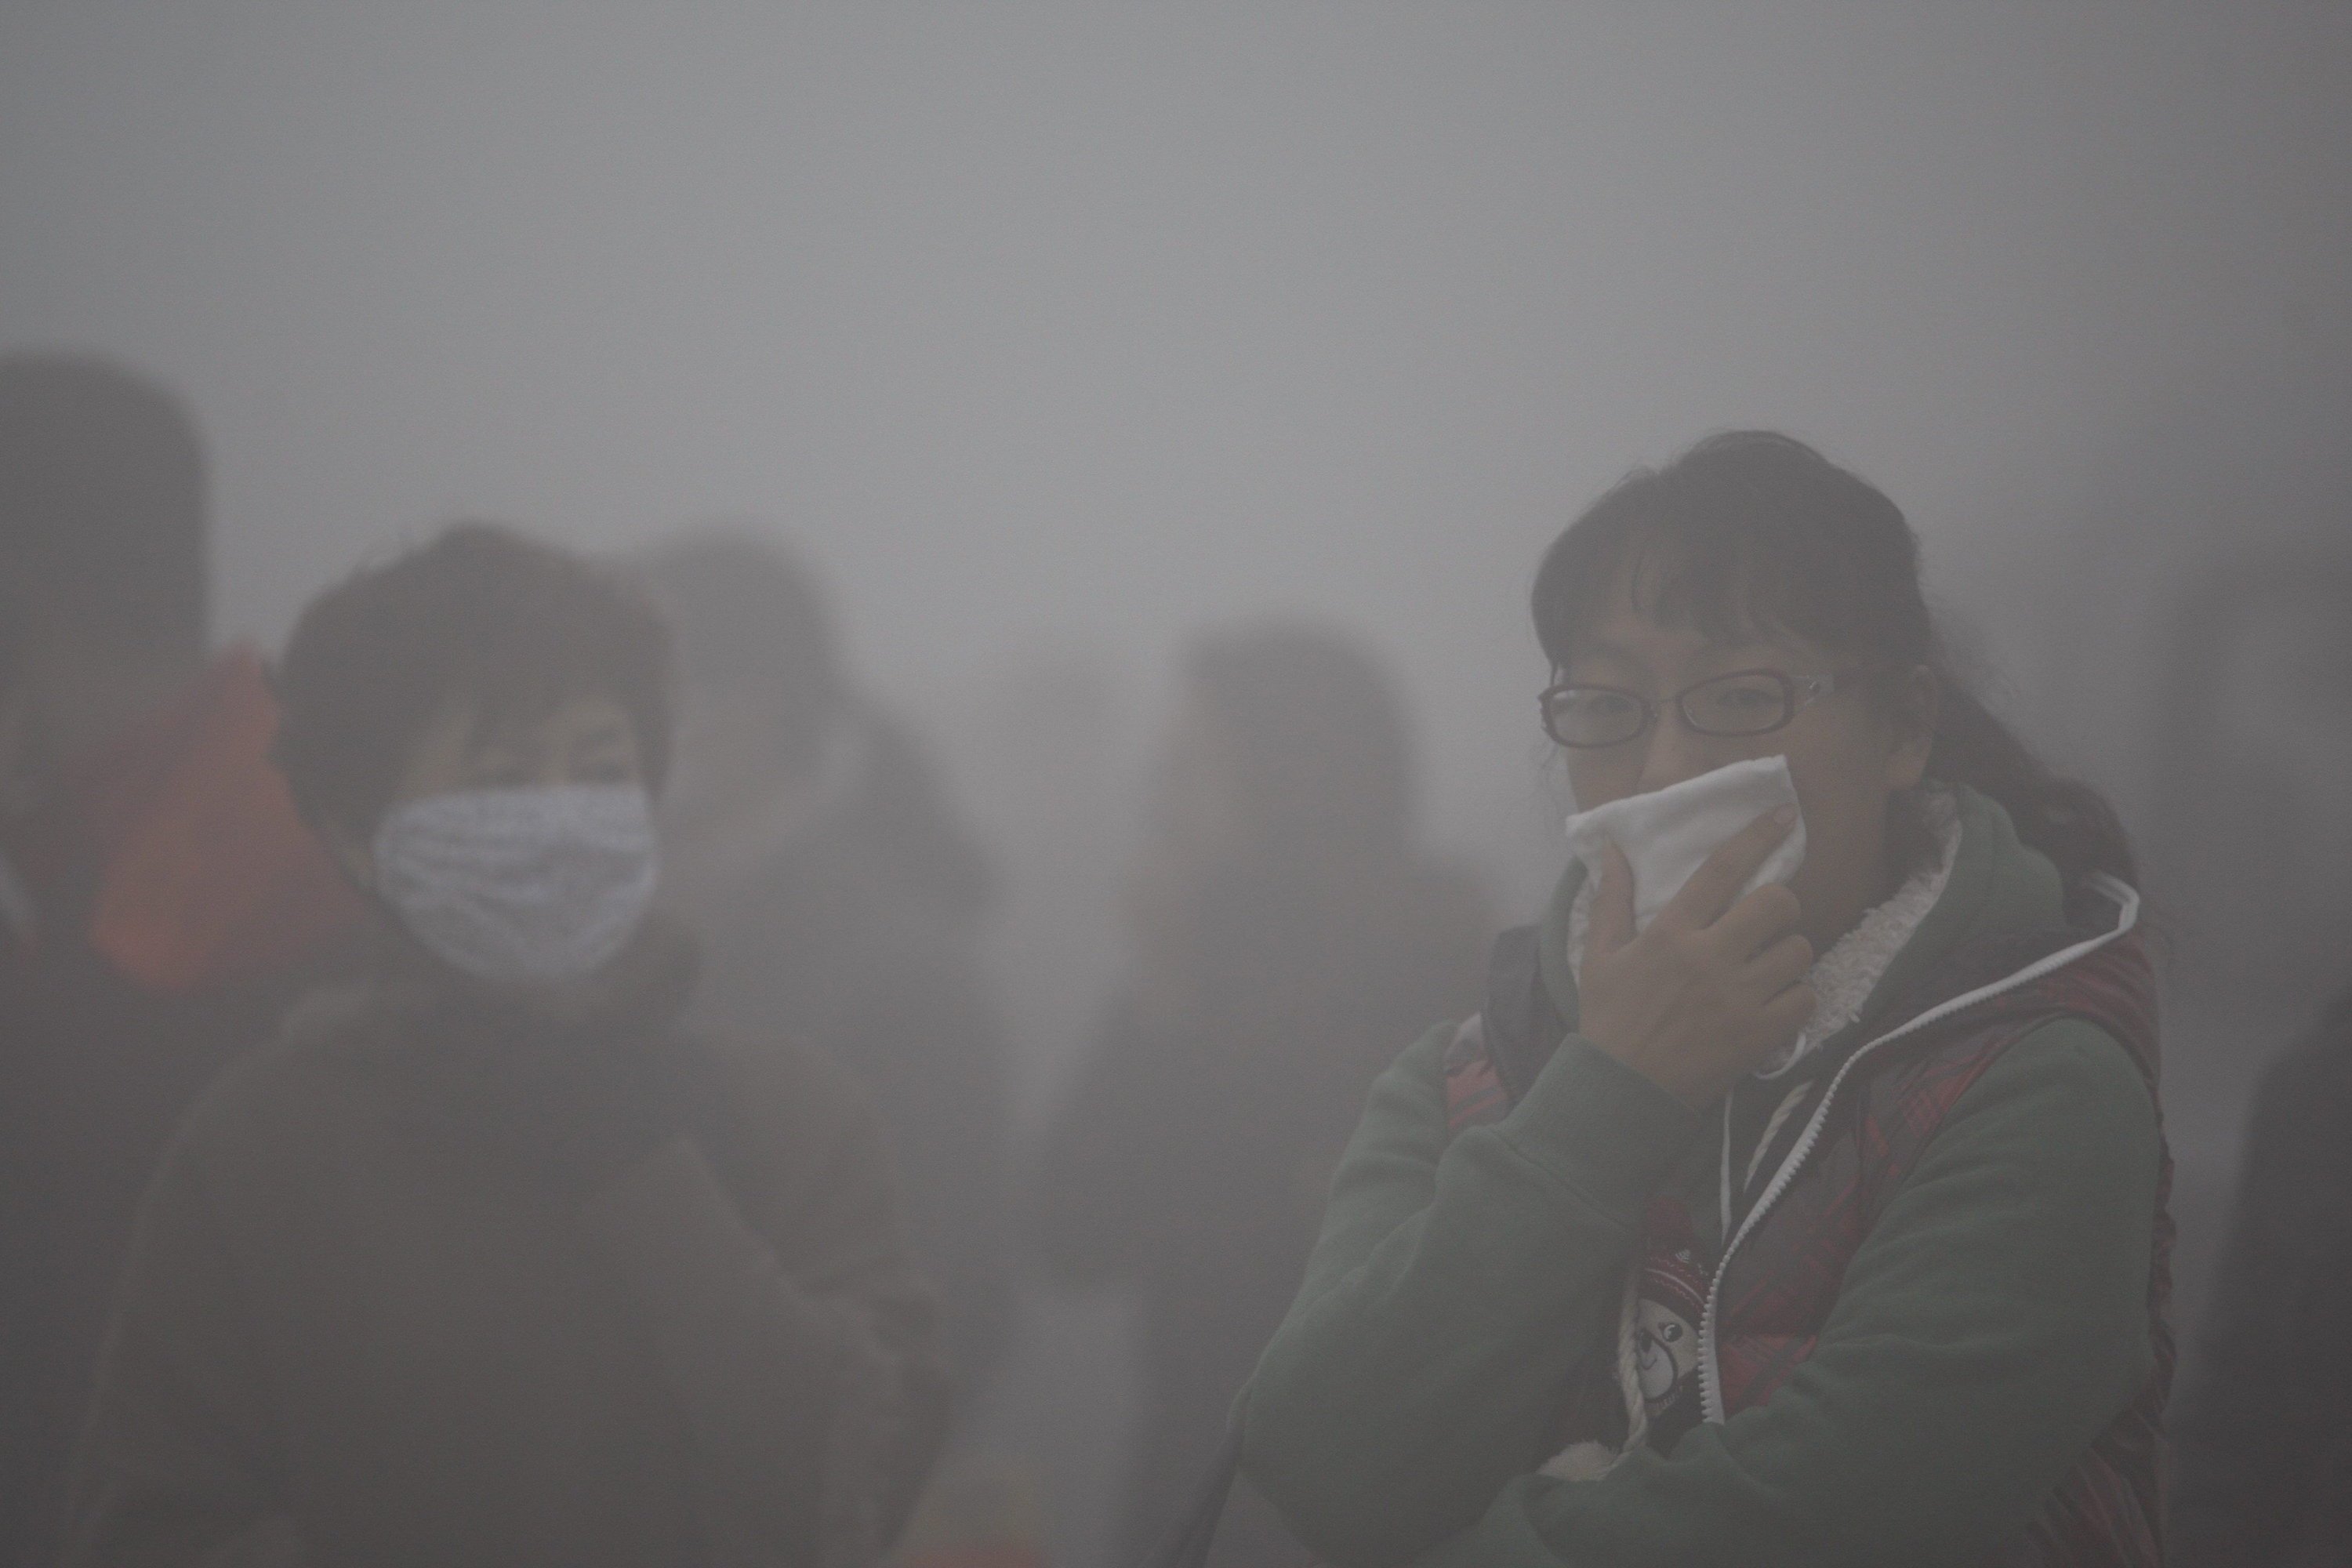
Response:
[1494,1034,1701,1221]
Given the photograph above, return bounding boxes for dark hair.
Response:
[630,526,842,779]
[274,522,673,837]
[1186,622,1417,870]
[0,354,207,656]
[1532,430,2136,890]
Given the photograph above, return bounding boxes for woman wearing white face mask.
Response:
[64,524,950,1568]
[1234,434,2172,1567]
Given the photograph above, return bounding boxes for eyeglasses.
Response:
[1539,669,1840,750]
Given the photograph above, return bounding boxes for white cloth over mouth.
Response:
[1562,755,1807,935]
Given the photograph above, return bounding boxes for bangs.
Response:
[275,521,673,834]
[438,571,666,746]
[1532,432,1930,674]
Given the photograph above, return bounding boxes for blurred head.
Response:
[275,524,673,991]
[1534,431,2131,950]
[631,524,840,799]
[2154,551,2352,996]
[1131,622,1417,933]
[0,354,209,789]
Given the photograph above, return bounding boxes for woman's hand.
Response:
[1577,805,1817,1110]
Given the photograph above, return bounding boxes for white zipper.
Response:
[1695,873,2141,1425]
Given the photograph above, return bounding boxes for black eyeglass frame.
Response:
[1538,668,1841,750]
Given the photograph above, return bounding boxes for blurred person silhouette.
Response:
[2147,551,2352,1016]
[1034,622,1489,1568]
[633,527,1014,1394]
[2165,554,2352,1568]
[951,644,1142,1568]
[957,642,1134,1144]
[0,354,361,1566]
[2172,987,2352,1568]
[1237,434,2172,1567]
[64,524,950,1568]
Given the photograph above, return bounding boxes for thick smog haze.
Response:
[6,2,2349,911]
[8,8,2352,1566]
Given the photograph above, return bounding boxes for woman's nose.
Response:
[1633,710,1725,794]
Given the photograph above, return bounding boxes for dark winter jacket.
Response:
[2169,984,2352,1568]
[61,926,951,1568]
[679,717,1014,1388]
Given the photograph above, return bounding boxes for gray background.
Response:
[7,5,2350,1560]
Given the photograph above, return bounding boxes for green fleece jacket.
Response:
[1240,791,2162,1567]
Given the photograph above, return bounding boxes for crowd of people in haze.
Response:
[0,349,2345,1568]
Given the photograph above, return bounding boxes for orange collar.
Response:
[53,648,361,993]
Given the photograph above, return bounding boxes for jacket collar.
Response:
[1490,787,2080,1098]
[358,911,702,1059]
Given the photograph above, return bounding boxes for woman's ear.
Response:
[1884,665,1940,791]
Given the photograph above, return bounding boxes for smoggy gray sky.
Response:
[5,1,2348,903]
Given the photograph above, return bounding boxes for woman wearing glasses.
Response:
[1240,432,2169,1566]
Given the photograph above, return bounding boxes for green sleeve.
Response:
[1241,1023,1702,1567]
[1412,1018,2161,1568]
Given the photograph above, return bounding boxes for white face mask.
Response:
[1563,756,1807,934]
[372,784,659,985]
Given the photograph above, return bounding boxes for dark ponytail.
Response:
[1925,681,2136,887]
[1532,430,2136,893]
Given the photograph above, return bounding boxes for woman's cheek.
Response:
[1783,743,1893,895]
[1775,752,1846,895]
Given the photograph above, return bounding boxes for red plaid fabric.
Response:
[1444,934,2170,1566]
